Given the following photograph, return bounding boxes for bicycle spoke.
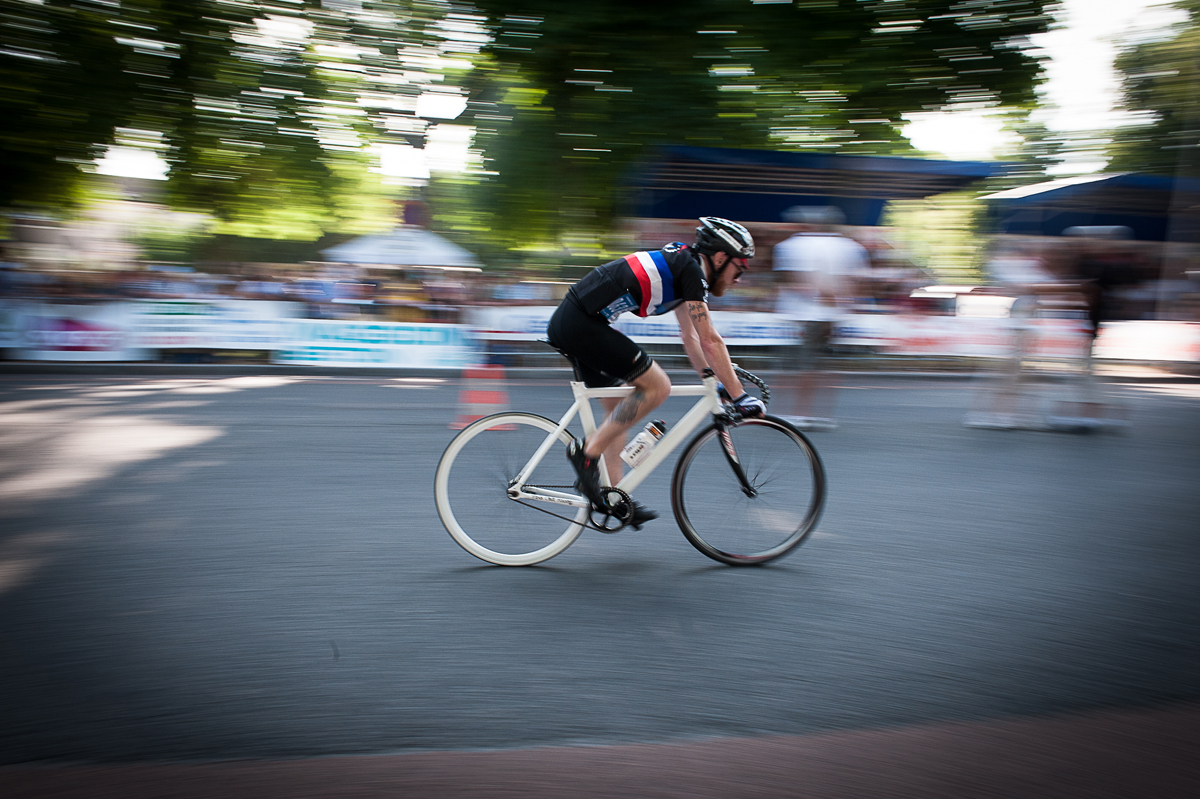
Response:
[672,418,825,565]
[435,414,586,565]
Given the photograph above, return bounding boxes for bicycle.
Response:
[434,367,826,566]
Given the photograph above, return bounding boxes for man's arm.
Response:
[674,304,710,374]
[683,300,744,397]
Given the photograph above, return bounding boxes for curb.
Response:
[3,702,1198,799]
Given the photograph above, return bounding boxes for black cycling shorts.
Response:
[547,294,654,388]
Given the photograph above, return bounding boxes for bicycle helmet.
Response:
[695,217,755,260]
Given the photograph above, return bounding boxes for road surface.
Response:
[1,373,1197,794]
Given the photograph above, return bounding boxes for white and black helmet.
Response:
[695,217,755,260]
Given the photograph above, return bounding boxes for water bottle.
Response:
[620,420,667,468]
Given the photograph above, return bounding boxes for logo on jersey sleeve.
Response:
[600,292,638,321]
[622,250,675,316]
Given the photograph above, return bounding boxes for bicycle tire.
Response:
[671,415,826,566]
[434,412,586,566]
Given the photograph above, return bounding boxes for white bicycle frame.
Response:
[507,376,725,509]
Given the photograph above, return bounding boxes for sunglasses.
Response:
[730,257,748,278]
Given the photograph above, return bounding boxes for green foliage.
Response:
[1107,0,1200,176]
[4,0,1053,257]
[134,225,205,263]
[883,189,988,282]
[453,0,1053,251]
[147,0,457,237]
[1,0,458,238]
[1,0,138,207]
[989,112,1066,189]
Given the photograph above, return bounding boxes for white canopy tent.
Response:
[320,226,482,271]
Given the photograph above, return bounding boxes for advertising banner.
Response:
[1092,321,1200,362]
[274,319,476,368]
[615,311,797,346]
[3,300,1195,364]
[0,303,20,349]
[465,306,798,346]
[878,315,1093,359]
[7,302,148,361]
[128,299,301,351]
[464,306,1095,358]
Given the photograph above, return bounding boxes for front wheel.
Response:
[435,412,586,566]
[671,415,826,565]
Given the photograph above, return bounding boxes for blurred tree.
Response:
[1,0,138,207]
[1107,0,1200,176]
[883,189,987,282]
[456,0,1053,249]
[1,0,469,238]
[152,0,479,238]
[989,114,1066,189]
[3,0,1054,254]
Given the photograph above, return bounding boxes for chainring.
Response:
[590,486,633,533]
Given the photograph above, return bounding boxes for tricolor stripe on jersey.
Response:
[622,250,675,316]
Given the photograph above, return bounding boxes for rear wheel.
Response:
[435,413,586,566]
[671,415,825,565]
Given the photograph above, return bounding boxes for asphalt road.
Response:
[1,373,1198,767]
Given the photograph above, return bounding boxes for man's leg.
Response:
[584,362,671,461]
[595,397,623,487]
[569,363,671,511]
[775,323,809,417]
[778,321,836,429]
[575,364,669,527]
[807,321,838,422]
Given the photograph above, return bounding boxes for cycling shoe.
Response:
[567,438,606,511]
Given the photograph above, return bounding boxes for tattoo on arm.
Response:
[687,301,709,325]
[612,388,646,425]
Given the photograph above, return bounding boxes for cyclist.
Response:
[547,216,766,527]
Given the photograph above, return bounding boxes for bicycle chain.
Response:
[512,485,633,534]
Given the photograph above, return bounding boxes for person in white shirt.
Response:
[773,206,869,430]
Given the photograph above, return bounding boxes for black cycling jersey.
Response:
[567,242,708,322]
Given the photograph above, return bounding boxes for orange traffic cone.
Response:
[451,364,511,429]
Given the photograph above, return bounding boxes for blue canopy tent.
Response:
[625,145,1002,225]
[982,172,1200,242]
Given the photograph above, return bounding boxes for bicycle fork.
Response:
[716,420,757,498]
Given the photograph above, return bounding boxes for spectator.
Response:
[964,242,1063,430]
[772,205,869,431]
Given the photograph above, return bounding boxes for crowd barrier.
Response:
[1,299,1197,364]
[0,299,475,367]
